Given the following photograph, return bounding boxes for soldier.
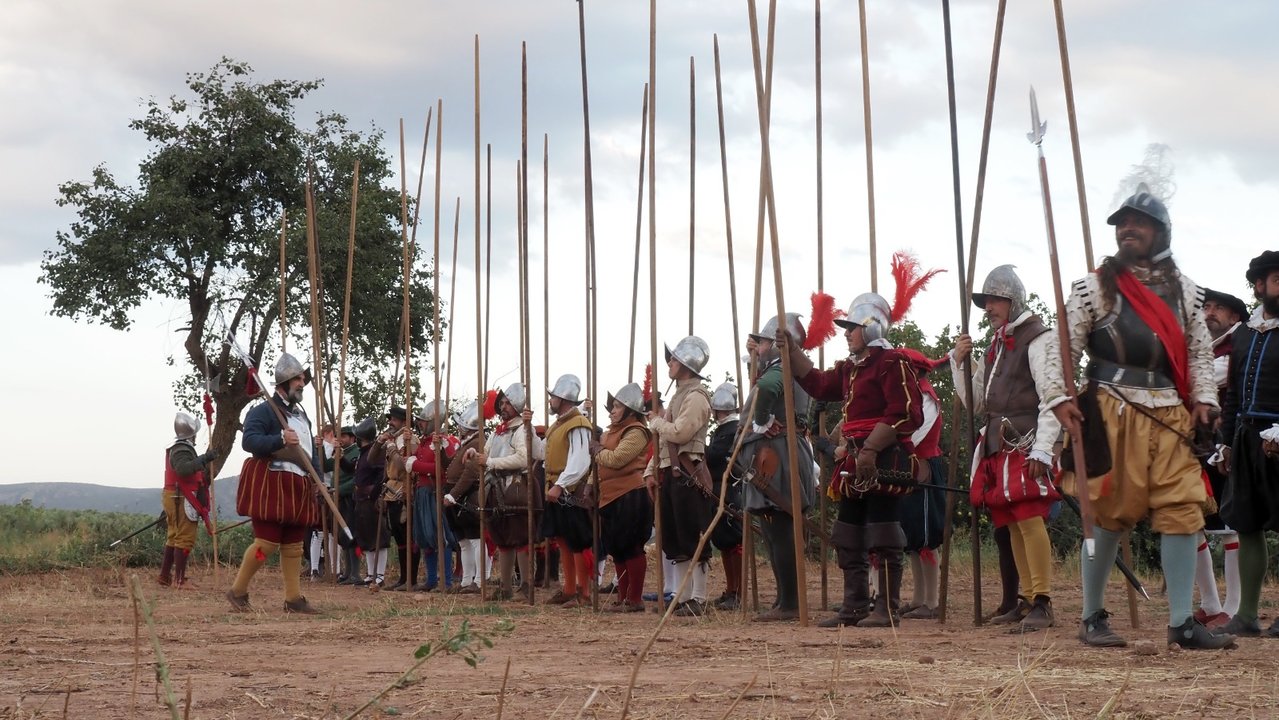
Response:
[227,353,323,614]
[378,407,420,591]
[740,314,818,622]
[540,374,596,607]
[1058,187,1233,649]
[705,382,744,611]
[953,265,1066,631]
[1216,253,1279,638]
[471,383,545,601]
[645,336,715,617]
[350,417,391,586]
[334,425,362,585]
[593,383,655,612]
[1194,288,1247,627]
[160,412,216,588]
[402,401,460,592]
[786,293,924,628]
[443,397,495,593]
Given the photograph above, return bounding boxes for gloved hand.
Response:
[200,450,221,465]
[854,448,878,484]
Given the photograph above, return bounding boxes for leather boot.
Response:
[158,546,175,587]
[722,549,742,604]
[765,513,799,612]
[818,521,869,628]
[173,549,191,588]
[858,546,903,628]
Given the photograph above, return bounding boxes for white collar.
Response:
[1248,307,1279,333]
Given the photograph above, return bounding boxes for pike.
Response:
[1028,86,1095,559]
[109,513,166,548]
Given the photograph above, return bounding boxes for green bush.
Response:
[0,500,257,574]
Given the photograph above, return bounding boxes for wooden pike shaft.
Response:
[279,211,288,352]
[397,117,414,582]
[473,34,487,598]
[445,197,461,409]
[688,55,696,336]
[857,0,877,292]
[813,0,829,610]
[747,0,810,627]
[431,97,445,590]
[577,0,600,609]
[1052,0,1095,272]
[628,84,649,383]
[332,159,360,583]
[647,0,663,615]
[484,144,493,390]
[750,0,777,340]
[521,41,535,607]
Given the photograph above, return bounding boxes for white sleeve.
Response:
[1183,281,1220,408]
[1214,354,1229,390]
[554,428,592,489]
[1025,330,1066,457]
[949,350,987,416]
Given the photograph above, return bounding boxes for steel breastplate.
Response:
[1086,290,1181,378]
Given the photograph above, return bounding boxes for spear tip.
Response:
[1027,86,1047,146]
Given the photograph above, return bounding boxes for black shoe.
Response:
[385,580,408,592]
[673,599,707,617]
[714,592,740,611]
[1169,617,1236,649]
[1216,615,1261,638]
[989,596,1031,625]
[1266,618,1279,638]
[599,582,617,595]
[817,610,868,628]
[1078,609,1127,647]
[1019,595,1055,632]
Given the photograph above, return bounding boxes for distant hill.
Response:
[0,477,245,518]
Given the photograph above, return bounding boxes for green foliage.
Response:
[40,57,437,474]
[0,500,254,574]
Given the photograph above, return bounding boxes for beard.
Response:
[1115,241,1145,265]
[286,385,304,405]
[1263,294,1279,319]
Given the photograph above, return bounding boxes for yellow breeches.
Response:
[162,490,197,551]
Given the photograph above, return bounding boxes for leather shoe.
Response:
[1078,609,1126,647]
[284,596,320,615]
[1169,617,1236,649]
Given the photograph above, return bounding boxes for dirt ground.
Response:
[1,556,1277,720]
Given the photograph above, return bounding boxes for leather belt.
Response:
[1086,359,1174,390]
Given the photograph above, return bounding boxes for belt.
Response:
[1086,359,1174,390]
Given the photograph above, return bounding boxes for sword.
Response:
[109,512,166,548]
[731,464,831,546]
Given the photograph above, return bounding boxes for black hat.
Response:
[386,406,407,421]
[339,425,355,437]
[1202,288,1248,322]
[1246,251,1279,283]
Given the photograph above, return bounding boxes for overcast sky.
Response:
[2,0,1275,490]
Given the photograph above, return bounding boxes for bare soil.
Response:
[0,556,1275,719]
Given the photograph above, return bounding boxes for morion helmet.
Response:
[664,336,711,379]
[173,412,199,441]
[273,353,312,387]
[710,382,739,413]
[606,383,646,415]
[548,374,583,405]
[1108,183,1172,262]
[835,292,892,343]
[972,264,1027,320]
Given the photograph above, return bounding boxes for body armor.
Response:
[972,264,1027,319]
[173,412,199,441]
[1086,283,1184,389]
[273,353,311,386]
[548,374,583,404]
[607,383,646,415]
[665,336,711,378]
[710,382,738,412]
[836,292,892,342]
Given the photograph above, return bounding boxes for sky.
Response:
[1,0,1275,489]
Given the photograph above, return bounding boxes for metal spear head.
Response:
[1027,86,1047,146]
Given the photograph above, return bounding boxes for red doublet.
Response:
[412,434,460,489]
[798,347,924,445]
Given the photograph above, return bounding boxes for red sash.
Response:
[1113,268,1191,407]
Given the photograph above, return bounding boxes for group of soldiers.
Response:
[159,186,1279,649]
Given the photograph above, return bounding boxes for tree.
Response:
[41,58,436,476]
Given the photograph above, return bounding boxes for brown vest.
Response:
[597,420,651,508]
[981,315,1050,456]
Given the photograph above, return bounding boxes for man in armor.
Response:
[1193,288,1247,627]
[952,265,1066,631]
[160,412,217,588]
[350,417,390,586]
[471,383,545,600]
[228,352,323,614]
[443,397,495,593]
[739,315,818,622]
[645,336,715,617]
[706,381,744,611]
[1215,253,1279,638]
[540,374,596,607]
[400,401,460,592]
[785,293,923,628]
[334,425,362,585]
[1059,188,1233,649]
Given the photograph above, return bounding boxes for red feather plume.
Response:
[803,291,845,351]
[890,251,946,324]
[482,389,499,420]
[641,363,654,404]
[896,347,948,375]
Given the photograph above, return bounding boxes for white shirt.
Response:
[555,427,592,490]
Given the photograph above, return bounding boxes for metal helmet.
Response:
[273,353,312,386]
[415,400,443,425]
[750,313,805,345]
[835,292,892,342]
[352,417,378,443]
[710,382,739,412]
[606,383,646,415]
[548,374,583,404]
[972,264,1027,319]
[500,382,528,412]
[664,335,711,379]
[173,412,199,441]
[1107,184,1172,261]
[453,400,482,432]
